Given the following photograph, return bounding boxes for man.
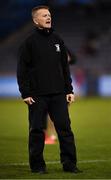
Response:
[17,5,81,174]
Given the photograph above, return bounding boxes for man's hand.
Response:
[66,93,75,104]
[23,97,35,105]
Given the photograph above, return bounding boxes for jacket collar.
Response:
[35,27,53,36]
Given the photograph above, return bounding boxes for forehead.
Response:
[36,9,50,16]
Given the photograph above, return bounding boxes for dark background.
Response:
[0,0,111,97]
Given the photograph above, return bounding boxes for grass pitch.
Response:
[0,97,111,179]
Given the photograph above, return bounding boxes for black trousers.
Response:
[28,93,77,170]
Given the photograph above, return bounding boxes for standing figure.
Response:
[17,5,81,174]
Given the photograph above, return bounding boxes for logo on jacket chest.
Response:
[55,44,60,52]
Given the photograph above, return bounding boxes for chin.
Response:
[45,25,51,29]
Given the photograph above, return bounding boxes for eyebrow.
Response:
[42,13,51,16]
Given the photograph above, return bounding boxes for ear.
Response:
[33,18,38,25]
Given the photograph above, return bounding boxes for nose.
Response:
[47,17,51,21]
[47,15,51,20]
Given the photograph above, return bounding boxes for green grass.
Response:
[0,97,111,179]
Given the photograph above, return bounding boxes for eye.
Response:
[43,14,51,18]
[42,14,47,17]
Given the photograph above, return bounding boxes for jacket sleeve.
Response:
[60,40,74,94]
[17,40,32,99]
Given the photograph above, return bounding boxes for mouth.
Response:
[46,21,51,24]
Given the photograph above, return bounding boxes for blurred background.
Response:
[0,0,111,98]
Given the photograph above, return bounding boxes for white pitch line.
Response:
[78,159,111,163]
[0,159,111,166]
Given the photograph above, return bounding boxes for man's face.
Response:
[33,9,51,29]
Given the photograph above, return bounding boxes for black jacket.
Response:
[17,28,73,98]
